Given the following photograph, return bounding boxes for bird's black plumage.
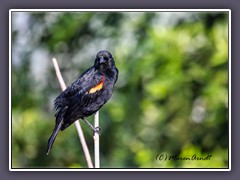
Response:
[47,50,118,155]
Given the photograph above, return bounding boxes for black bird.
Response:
[47,50,118,155]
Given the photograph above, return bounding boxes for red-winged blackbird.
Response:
[47,50,118,155]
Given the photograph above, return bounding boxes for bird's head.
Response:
[94,50,115,71]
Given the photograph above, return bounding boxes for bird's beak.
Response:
[100,56,105,64]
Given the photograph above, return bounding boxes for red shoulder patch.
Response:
[88,76,105,94]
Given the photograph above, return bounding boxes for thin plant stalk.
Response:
[52,57,94,168]
[94,111,100,168]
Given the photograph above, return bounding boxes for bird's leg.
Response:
[82,117,101,135]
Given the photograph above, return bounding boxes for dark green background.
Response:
[11,11,229,168]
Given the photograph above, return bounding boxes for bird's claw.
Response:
[93,126,101,135]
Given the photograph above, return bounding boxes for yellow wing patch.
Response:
[88,82,103,93]
[87,77,104,94]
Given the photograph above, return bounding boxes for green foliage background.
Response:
[11,11,229,168]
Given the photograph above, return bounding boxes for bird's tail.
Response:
[46,119,64,155]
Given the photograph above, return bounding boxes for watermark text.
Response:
[156,153,212,161]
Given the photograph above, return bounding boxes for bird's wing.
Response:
[54,66,104,119]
